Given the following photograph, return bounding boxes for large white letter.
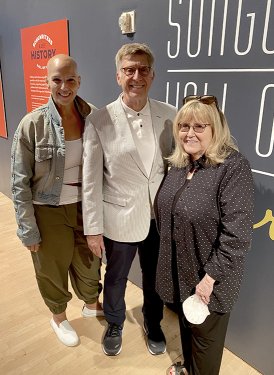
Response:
[256,84,274,157]
[187,0,204,57]
[167,0,182,59]
[234,0,255,56]
[208,0,216,56]
[262,0,274,54]
[220,0,229,55]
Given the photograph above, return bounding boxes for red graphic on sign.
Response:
[0,66,7,138]
[21,19,69,112]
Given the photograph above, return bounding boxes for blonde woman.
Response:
[155,96,254,375]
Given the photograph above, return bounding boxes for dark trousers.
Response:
[178,304,230,375]
[171,240,230,375]
[103,220,163,326]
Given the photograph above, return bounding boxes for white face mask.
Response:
[182,294,210,324]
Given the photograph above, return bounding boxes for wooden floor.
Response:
[0,193,261,375]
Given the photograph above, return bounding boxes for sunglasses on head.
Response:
[183,95,220,111]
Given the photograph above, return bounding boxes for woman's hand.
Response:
[195,273,215,305]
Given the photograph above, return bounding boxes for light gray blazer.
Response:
[82,96,176,242]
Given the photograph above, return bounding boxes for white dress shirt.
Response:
[121,99,156,176]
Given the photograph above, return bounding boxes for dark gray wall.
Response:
[0,1,273,374]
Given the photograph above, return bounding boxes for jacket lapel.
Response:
[150,100,163,175]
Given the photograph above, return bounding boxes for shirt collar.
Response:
[188,155,207,171]
[120,95,150,117]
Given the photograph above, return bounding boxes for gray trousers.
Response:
[31,202,101,314]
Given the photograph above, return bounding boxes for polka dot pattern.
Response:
[155,150,254,313]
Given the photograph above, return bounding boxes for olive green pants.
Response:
[31,202,101,314]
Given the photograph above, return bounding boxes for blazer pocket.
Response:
[103,194,127,207]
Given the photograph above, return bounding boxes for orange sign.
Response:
[21,19,69,112]
[0,66,7,138]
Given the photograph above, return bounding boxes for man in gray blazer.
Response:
[82,43,176,356]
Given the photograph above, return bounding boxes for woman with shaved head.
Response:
[11,54,103,346]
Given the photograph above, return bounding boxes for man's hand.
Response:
[26,243,40,252]
[86,234,105,258]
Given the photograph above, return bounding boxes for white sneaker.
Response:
[50,318,79,346]
[81,303,104,318]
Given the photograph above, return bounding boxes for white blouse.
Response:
[59,138,82,205]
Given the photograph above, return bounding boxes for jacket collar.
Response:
[48,95,91,124]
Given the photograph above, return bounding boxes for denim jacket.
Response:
[11,95,96,246]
